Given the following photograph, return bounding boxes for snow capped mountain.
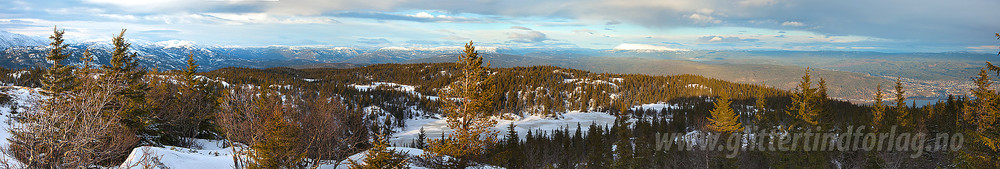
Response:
[0,31,47,49]
[1,31,577,70]
[153,40,197,49]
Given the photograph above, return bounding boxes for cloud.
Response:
[404,40,449,46]
[781,21,804,27]
[967,45,1000,53]
[203,13,337,24]
[356,38,391,44]
[573,29,596,35]
[0,19,42,28]
[328,11,484,23]
[698,35,759,43]
[687,13,720,24]
[82,0,270,14]
[605,20,621,25]
[508,30,548,43]
[140,29,181,34]
[98,14,140,21]
[510,26,532,30]
[738,0,777,7]
[613,43,689,51]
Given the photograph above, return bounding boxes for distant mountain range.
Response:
[2,30,996,101]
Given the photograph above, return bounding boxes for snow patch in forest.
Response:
[351,82,416,92]
[351,82,438,100]
[392,111,618,145]
[631,103,681,111]
[562,78,618,88]
[686,83,710,90]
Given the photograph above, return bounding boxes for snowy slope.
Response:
[0,31,46,49]
[0,87,44,165]
[118,139,240,169]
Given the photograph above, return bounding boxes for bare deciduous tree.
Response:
[217,86,367,169]
[3,73,140,168]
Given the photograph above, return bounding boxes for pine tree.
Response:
[786,68,818,126]
[415,127,427,149]
[708,90,742,133]
[872,84,886,131]
[40,26,77,96]
[250,91,306,169]
[754,85,768,124]
[499,123,523,169]
[423,41,498,168]
[611,91,635,168]
[101,29,151,140]
[78,49,94,75]
[958,67,1000,168]
[815,78,830,125]
[817,78,828,100]
[585,123,607,168]
[349,133,410,169]
[894,77,911,129]
[182,53,199,88]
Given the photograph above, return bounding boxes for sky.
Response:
[1,0,999,53]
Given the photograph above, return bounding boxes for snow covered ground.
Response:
[118,139,243,169]
[0,85,618,168]
[0,86,44,147]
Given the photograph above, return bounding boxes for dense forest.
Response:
[0,28,997,168]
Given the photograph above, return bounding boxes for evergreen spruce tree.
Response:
[423,41,498,168]
[754,85,768,125]
[894,78,911,129]
[78,49,94,76]
[611,95,635,168]
[816,78,831,125]
[183,53,198,85]
[500,123,523,169]
[872,84,886,131]
[349,133,410,169]
[817,78,828,100]
[101,29,151,141]
[586,123,607,168]
[40,26,77,96]
[250,91,306,169]
[958,67,1000,168]
[786,68,819,126]
[415,127,427,149]
[708,90,742,133]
